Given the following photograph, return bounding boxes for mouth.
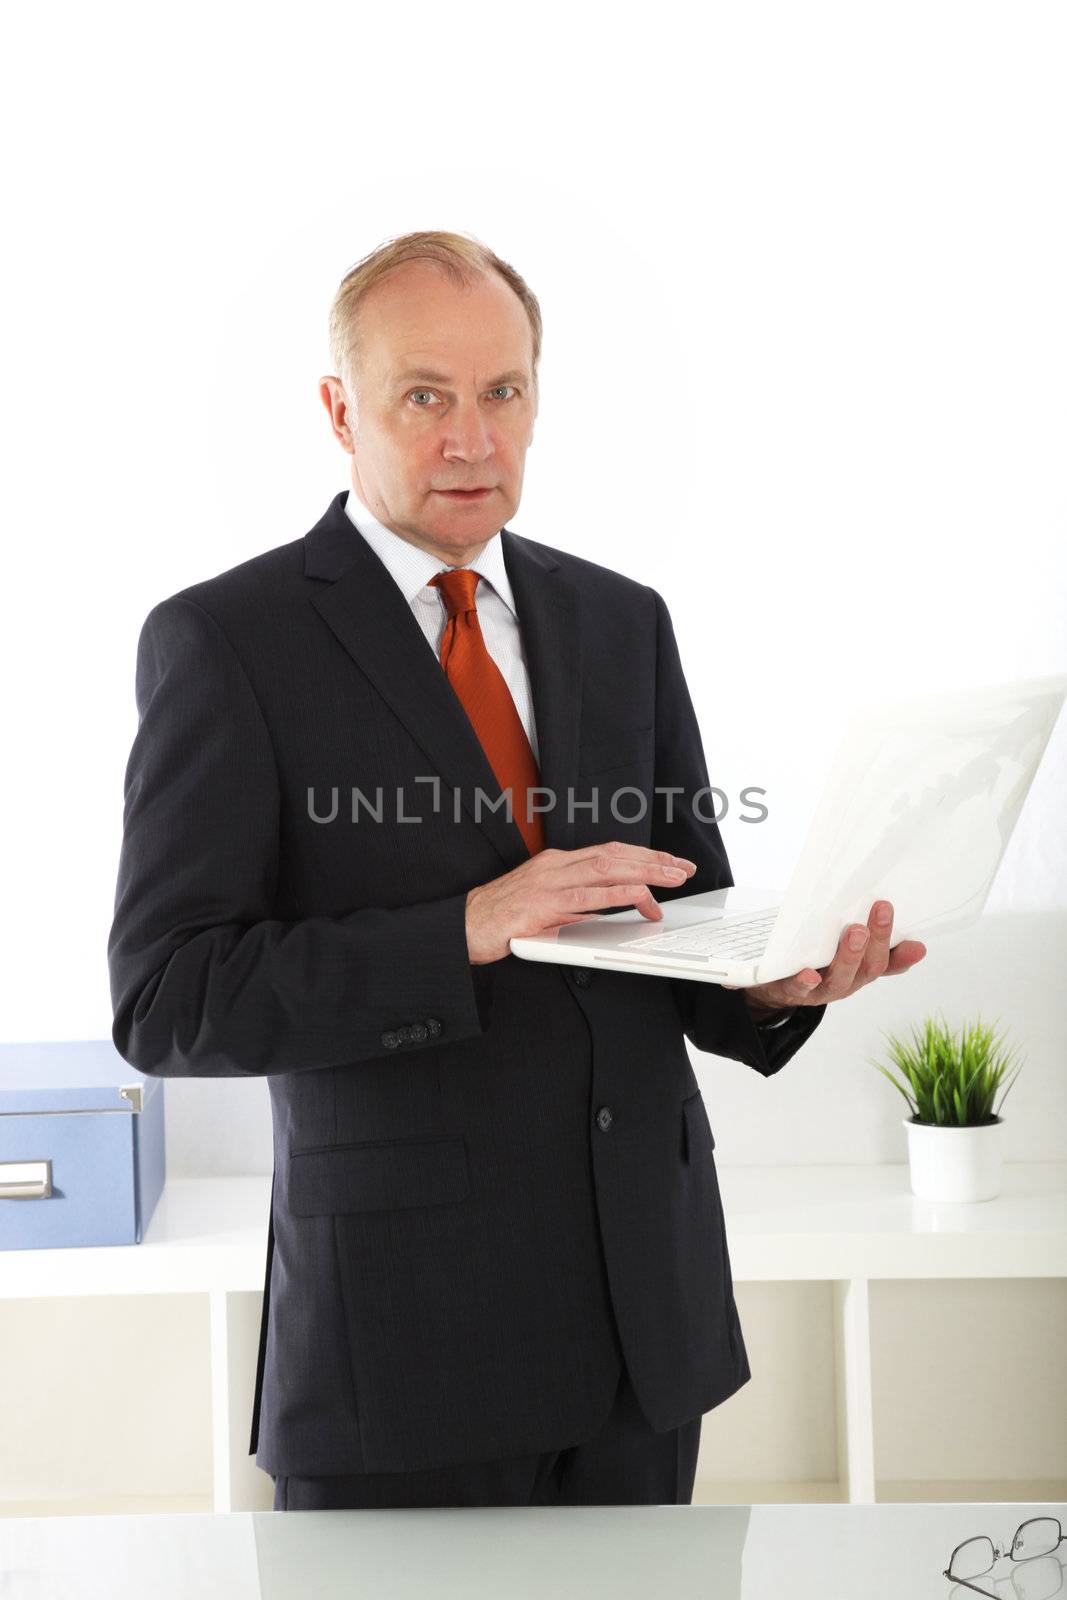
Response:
[435,487,494,500]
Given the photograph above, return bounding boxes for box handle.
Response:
[0,1159,53,1199]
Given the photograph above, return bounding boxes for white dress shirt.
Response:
[343,488,793,1030]
[344,488,540,766]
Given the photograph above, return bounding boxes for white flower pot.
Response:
[904,1115,1004,1202]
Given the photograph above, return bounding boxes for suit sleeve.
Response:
[645,585,827,1078]
[108,595,491,1078]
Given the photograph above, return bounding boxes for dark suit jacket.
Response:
[107,490,826,1477]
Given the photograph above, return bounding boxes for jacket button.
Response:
[595,1105,613,1132]
[397,1025,414,1043]
[573,967,591,987]
[381,1031,400,1049]
[426,1018,442,1038]
[409,1022,428,1042]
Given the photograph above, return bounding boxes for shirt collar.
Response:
[344,487,519,617]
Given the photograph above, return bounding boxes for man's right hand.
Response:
[465,840,698,966]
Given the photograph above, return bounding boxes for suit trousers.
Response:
[271,1365,702,1509]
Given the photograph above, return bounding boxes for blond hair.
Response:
[327,229,542,398]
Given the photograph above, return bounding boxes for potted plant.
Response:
[868,1011,1024,1202]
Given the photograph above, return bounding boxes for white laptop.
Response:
[509,674,1067,987]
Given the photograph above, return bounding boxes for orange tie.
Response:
[428,567,546,857]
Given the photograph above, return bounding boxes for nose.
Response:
[441,403,494,461]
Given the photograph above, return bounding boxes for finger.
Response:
[564,841,697,876]
[884,939,927,974]
[753,971,825,1005]
[556,881,667,919]
[559,851,695,893]
[638,890,667,921]
[730,969,824,1005]
[601,881,668,920]
[815,923,872,1001]
[854,899,893,984]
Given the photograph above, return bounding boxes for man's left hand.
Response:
[726,900,926,1013]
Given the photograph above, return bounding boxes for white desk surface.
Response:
[1,1501,1065,1599]
[2,1165,1065,1298]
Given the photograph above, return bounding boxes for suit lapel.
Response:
[304,493,583,867]
[500,523,583,854]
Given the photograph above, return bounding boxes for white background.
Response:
[0,1,1064,1158]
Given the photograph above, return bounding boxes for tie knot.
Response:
[429,566,481,618]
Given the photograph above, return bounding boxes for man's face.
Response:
[321,262,538,563]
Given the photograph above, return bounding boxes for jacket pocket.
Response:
[288,1135,470,1216]
[681,1091,716,1164]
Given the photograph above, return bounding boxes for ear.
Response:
[320,376,355,452]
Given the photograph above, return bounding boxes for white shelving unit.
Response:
[713,1161,1067,1506]
[3,1164,1065,1513]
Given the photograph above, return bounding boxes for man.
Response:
[108,230,926,1511]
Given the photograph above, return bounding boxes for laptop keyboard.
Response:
[615,911,779,961]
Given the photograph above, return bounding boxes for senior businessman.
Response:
[108,230,926,1510]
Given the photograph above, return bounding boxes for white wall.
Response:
[2,2,1064,1130]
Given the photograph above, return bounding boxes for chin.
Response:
[432,507,506,539]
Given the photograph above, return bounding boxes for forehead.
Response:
[390,363,531,388]
[358,264,533,380]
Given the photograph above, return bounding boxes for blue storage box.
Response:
[0,1041,165,1250]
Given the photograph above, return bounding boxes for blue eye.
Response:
[407,385,517,407]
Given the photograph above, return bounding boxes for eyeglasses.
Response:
[944,1516,1065,1596]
